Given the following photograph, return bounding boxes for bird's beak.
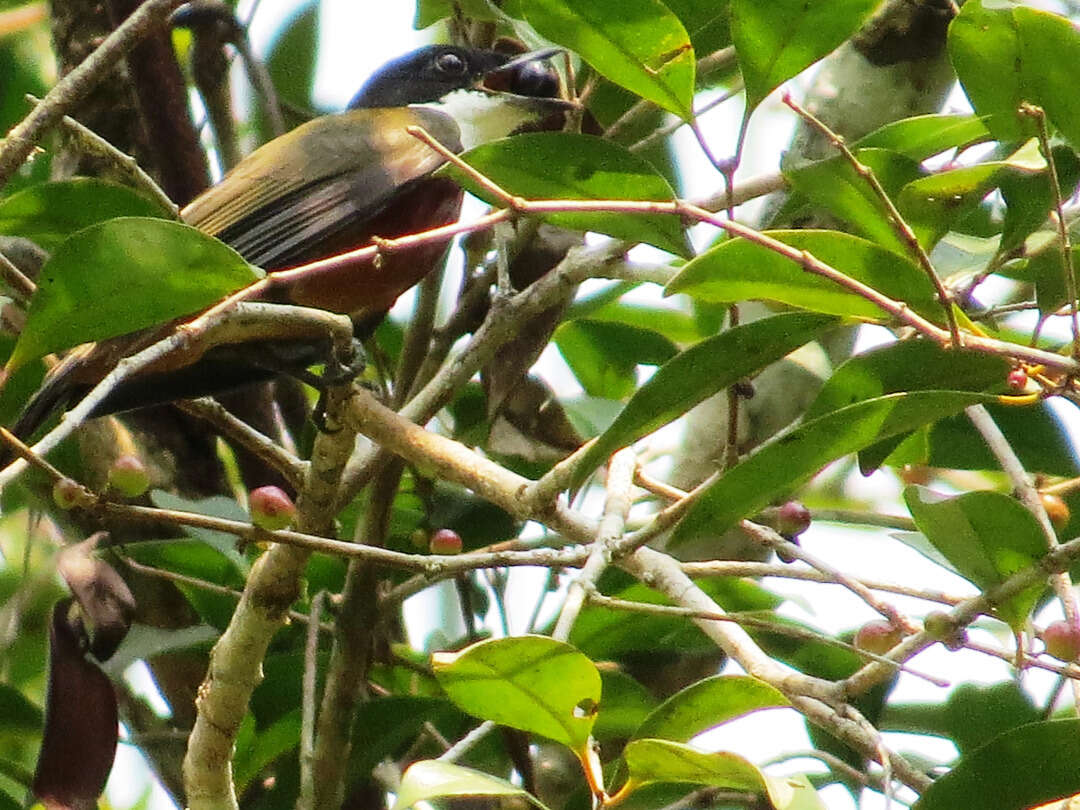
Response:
[490,46,565,75]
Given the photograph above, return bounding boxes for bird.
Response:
[7,44,569,451]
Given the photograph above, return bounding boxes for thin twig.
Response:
[298,590,327,810]
[782,93,961,347]
[1021,102,1080,359]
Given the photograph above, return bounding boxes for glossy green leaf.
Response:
[451,133,691,256]
[555,318,678,400]
[623,738,763,792]
[432,635,601,752]
[899,139,1047,246]
[913,720,1080,810]
[854,114,992,161]
[783,150,925,255]
[672,391,988,543]
[232,709,302,793]
[0,179,171,250]
[948,0,1028,142]
[808,340,1009,420]
[523,0,695,117]
[950,2,1080,151]
[732,0,879,110]
[622,740,826,809]
[632,675,789,742]
[570,312,837,489]
[667,230,938,320]
[394,760,547,810]
[8,217,262,372]
[904,486,1046,630]
[1014,6,1080,153]
[1000,145,1080,253]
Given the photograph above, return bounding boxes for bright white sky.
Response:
[106,3,1080,809]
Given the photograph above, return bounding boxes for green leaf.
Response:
[595,670,658,742]
[942,682,1040,756]
[450,133,691,256]
[732,0,879,111]
[667,230,938,320]
[807,340,1009,421]
[854,114,992,161]
[631,675,789,742]
[555,319,677,400]
[432,635,601,752]
[950,2,1080,151]
[672,391,988,543]
[783,150,925,255]
[1014,6,1080,153]
[571,313,837,489]
[523,0,695,118]
[903,487,1046,630]
[623,738,764,792]
[913,720,1080,810]
[393,760,549,810]
[948,0,1028,142]
[622,740,826,809]
[0,179,171,250]
[8,217,262,372]
[898,139,1048,248]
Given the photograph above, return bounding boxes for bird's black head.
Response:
[349,46,511,109]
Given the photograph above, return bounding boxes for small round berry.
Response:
[429,528,463,555]
[53,477,88,510]
[108,455,150,497]
[1006,368,1028,392]
[410,529,430,550]
[854,620,903,656]
[249,485,296,531]
[776,500,811,539]
[1040,493,1071,532]
[1043,620,1080,662]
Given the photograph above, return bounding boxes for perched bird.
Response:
[8,45,568,448]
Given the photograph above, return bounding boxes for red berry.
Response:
[249,485,296,531]
[429,528,463,555]
[854,620,902,656]
[1043,620,1080,662]
[776,500,811,538]
[108,455,150,497]
[1006,368,1028,392]
[1040,493,1071,532]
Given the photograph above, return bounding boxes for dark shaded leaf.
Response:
[33,599,118,810]
[913,720,1080,810]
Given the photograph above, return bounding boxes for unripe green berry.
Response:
[108,455,150,497]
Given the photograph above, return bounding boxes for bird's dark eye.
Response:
[435,52,467,76]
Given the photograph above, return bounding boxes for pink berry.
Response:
[429,528,463,555]
[776,500,811,538]
[249,486,296,531]
[1043,621,1080,662]
[1006,368,1028,392]
[854,620,902,655]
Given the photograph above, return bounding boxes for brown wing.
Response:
[182,106,463,269]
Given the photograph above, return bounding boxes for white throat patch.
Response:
[414,90,544,151]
